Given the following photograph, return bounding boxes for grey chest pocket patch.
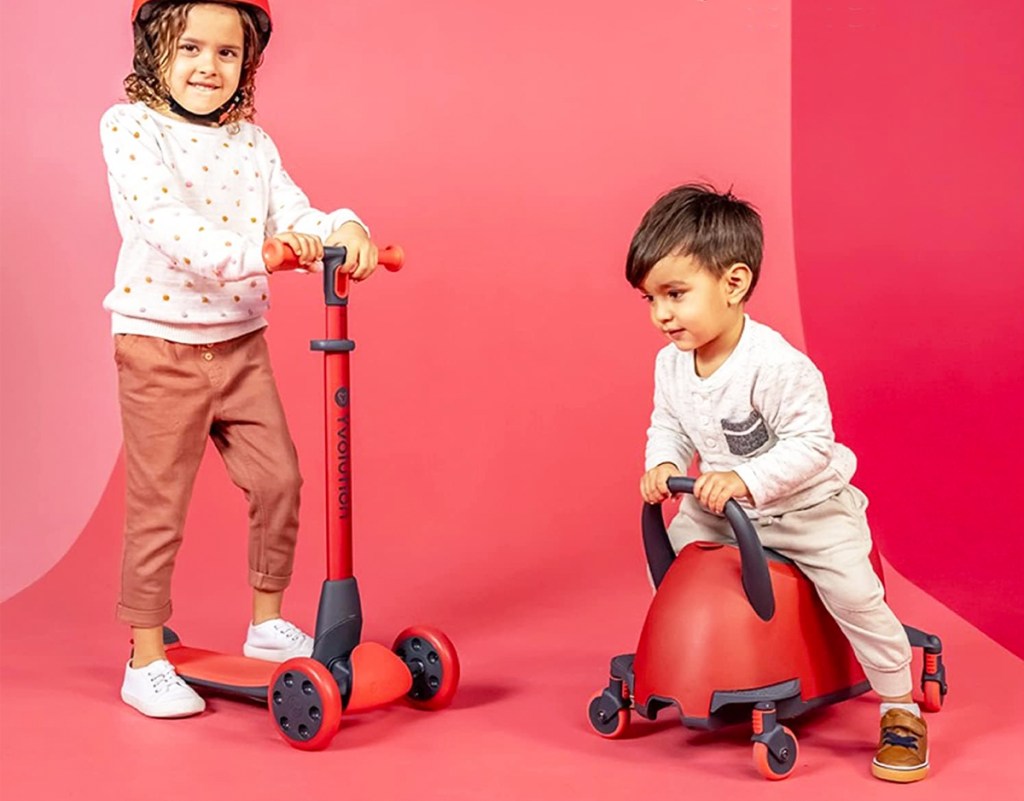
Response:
[721,410,771,456]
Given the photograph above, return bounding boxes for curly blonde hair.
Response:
[124,2,264,127]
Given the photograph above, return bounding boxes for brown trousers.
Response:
[114,329,302,627]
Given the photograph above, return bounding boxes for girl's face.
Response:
[164,3,245,117]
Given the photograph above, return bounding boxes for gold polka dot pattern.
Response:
[101,102,363,334]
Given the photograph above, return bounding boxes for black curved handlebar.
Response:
[642,476,775,621]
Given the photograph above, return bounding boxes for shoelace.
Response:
[881,730,920,750]
[272,621,304,642]
[148,664,187,695]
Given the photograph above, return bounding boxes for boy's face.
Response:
[165,4,245,116]
[639,253,739,353]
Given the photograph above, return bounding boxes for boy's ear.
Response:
[724,262,752,304]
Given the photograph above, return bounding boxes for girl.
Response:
[101,0,379,718]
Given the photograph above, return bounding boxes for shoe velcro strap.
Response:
[881,731,920,750]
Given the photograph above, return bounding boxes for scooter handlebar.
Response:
[262,241,405,273]
[642,477,775,622]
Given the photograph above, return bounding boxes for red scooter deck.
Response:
[166,642,273,700]
[166,639,415,711]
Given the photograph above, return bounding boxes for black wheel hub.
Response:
[766,732,797,774]
[271,669,327,743]
[588,697,619,734]
[395,636,444,701]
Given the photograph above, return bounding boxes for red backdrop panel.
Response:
[792,1,1024,655]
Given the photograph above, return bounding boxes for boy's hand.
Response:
[325,221,379,282]
[272,232,323,267]
[693,471,750,515]
[641,462,683,504]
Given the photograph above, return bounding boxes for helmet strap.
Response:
[166,90,244,126]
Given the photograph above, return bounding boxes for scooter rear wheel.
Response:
[753,726,798,780]
[392,626,460,710]
[268,658,342,751]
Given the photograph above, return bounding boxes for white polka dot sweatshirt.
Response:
[645,316,858,518]
[100,102,366,344]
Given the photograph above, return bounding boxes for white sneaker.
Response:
[121,659,206,718]
[243,618,314,662]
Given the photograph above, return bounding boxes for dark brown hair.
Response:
[625,183,763,300]
[124,2,264,127]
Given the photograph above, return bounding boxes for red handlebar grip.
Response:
[378,245,405,272]
[262,239,298,272]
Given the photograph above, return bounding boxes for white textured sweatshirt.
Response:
[645,316,857,518]
[100,102,365,344]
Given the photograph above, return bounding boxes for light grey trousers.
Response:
[666,486,913,698]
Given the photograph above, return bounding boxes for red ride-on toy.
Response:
[588,477,947,779]
[162,242,460,750]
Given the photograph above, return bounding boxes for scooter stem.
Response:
[305,245,404,580]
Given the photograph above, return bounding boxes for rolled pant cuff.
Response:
[116,600,173,628]
[863,664,914,699]
[250,570,292,592]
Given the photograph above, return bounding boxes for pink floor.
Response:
[2,463,1021,799]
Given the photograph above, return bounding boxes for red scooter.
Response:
[588,477,946,779]
[162,241,460,750]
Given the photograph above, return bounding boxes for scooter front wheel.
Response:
[392,626,460,710]
[268,658,342,750]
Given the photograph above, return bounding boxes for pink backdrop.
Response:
[1,0,1021,662]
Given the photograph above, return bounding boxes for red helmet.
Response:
[131,0,272,49]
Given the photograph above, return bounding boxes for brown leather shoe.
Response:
[872,708,929,782]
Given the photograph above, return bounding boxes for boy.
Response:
[629,184,928,782]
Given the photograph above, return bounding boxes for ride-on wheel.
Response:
[268,658,342,751]
[588,692,629,738]
[921,679,944,713]
[392,626,460,710]
[753,726,798,780]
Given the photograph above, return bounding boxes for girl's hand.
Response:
[325,221,379,282]
[641,462,683,504]
[693,471,750,515]
[272,232,324,268]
